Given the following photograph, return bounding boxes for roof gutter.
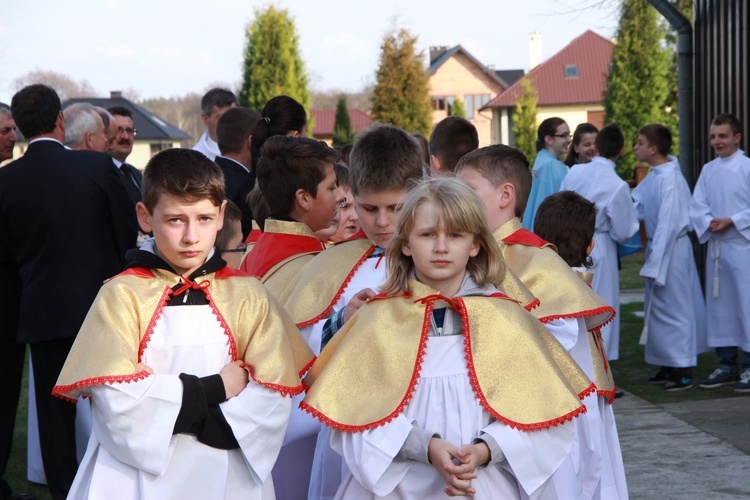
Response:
[647,0,694,187]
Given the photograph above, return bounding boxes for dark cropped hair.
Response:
[11,84,61,138]
[247,186,269,231]
[256,136,337,217]
[564,122,599,167]
[334,163,350,189]
[201,88,237,116]
[215,199,242,250]
[536,117,566,152]
[534,191,598,268]
[339,143,353,166]
[595,123,625,160]
[638,124,673,156]
[429,116,479,172]
[712,113,742,135]
[455,144,531,218]
[411,133,430,166]
[216,107,261,155]
[250,95,307,171]
[141,148,225,213]
[107,106,132,119]
[348,123,425,196]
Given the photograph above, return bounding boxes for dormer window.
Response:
[564,64,579,78]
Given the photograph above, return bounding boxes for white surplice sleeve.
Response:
[606,182,639,244]
[689,173,714,243]
[221,380,293,484]
[542,318,580,352]
[481,419,575,498]
[729,166,750,238]
[330,414,414,496]
[641,175,682,286]
[89,375,184,476]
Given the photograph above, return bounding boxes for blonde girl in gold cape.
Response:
[302,178,593,499]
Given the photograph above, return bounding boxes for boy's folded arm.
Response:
[173,373,240,449]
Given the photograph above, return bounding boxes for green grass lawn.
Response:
[5,250,740,495]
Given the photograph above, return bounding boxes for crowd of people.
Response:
[0,82,747,500]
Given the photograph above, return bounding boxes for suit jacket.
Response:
[0,140,139,343]
[115,160,143,207]
[215,155,255,239]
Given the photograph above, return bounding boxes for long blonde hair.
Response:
[382,177,507,295]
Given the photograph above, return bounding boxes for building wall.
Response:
[9,140,181,170]
[429,53,504,147]
[491,104,604,145]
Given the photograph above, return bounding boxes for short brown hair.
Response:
[712,113,742,135]
[429,116,479,172]
[382,177,506,295]
[215,200,242,250]
[638,124,672,156]
[534,191,597,268]
[455,145,531,218]
[256,136,337,217]
[142,148,225,212]
[595,123,624,159]
[334,163,350,190]
[217,107,261,155]
[348,123,425,196]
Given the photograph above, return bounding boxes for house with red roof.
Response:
[310,108,372,145]
[428,45,524,146]
[482,30,614,146]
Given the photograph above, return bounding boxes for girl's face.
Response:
[401,201,479,297]
[546,123,572,157]
[575,132,598,163]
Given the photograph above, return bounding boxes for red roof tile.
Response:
[311,109,372,137]
[484,30,613,108]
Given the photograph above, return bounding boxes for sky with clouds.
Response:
[0,0,621,102]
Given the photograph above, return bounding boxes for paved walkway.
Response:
[615,391,750,499]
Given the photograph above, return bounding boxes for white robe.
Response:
[331,334,574,499]
[68,305,291,500]
[632,160,708,366]
[273,254,387,500]
[193,130,220,161]
[560,157,639,360]
[690,149,750,351]
[546,314,629,500]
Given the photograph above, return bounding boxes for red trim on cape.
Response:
[300,297,433,433]
[524,297,541,311]
[118,267,155,278]
[214,266,251,279]
[295,245,377,329]
[241,231,324,278]
[137,286,172,362]
[52,370,152,403]
[298,356,316,378]
[502,228,550,248]
[537,306,617,331]
[241,363,306,397]
[204,287,239,361]
[598,387,617,405]
[245,228,262,244]
[344,229,368,242]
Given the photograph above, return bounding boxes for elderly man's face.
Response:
[0,113,17,162]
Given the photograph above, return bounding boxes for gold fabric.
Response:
[494,218,614,331]
[280,238,375,325]
[264,219,318,237]
[302,280,591,431]
[264,253,318,299]
[54,269,314,401]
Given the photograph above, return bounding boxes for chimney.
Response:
[110,90,123,99]
[430,46,450,65]
[529,32,542,70]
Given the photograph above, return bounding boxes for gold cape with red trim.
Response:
[53,267,314,402]
[300,280,593,432]
[494,218,615,332]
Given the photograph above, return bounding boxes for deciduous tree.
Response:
[512,79,538,165]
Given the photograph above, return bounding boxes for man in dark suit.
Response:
[0,85,138,500]
[215,106,261,239]
[106,106,142,207]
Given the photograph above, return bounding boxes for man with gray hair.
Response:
[0,103,17,163]
[192,88,237,161]
[63,102,108,152]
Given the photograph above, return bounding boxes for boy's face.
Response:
[456,166,507,232]
[136,193,226,277]
[332,186,359,242]
[633,134,656,163]
[710,123,741,159]
[354,188,407,249]
[306,162,342,232]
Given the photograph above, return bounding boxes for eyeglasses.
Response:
[553,133,571,139]
[219,244,248,254]
[338,197,347,208]
[116,127,138,137]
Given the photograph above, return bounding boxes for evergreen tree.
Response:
[512,79,538,165]
[371,27,432,136]
[450,97,466,119]
[662,0,693,154]
[239,6,311,123]
[604,0,671,179]
[332,95,355,146]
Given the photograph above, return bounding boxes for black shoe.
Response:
[648,367,674,385]
[664,370,694,392]
[614,390,625,399]
[699,368,740,388]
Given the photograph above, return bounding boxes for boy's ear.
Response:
[295,188,311,213]
[586,238,595,257]
[498,182,516,210]
[135,202,153,233]
[429,155,443,175]
[217,199,227,231]
[244,134,253,153]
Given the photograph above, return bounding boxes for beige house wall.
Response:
[491,103,605,145]
[429,52,504,147]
